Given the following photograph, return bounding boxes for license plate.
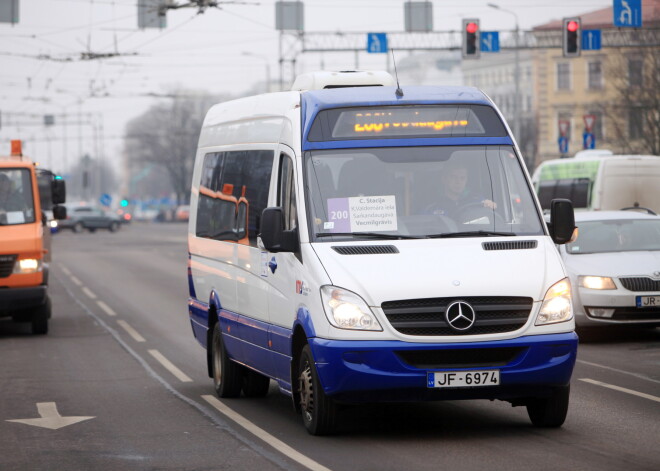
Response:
[428,370,500,388]
[636,296,659,308]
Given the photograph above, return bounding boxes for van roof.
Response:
[301,85,491,111]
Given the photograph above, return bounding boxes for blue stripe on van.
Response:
[302,136,513,151]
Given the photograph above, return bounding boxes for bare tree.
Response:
[600,46,660,155]
[124,90,224,204]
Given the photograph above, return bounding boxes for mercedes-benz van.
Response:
[187,71,578,435]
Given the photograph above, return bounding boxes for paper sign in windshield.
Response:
[327,195,397,232]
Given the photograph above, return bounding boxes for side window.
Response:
[195,150,273,247]
[278,154,297,232]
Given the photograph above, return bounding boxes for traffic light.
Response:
[120,198,129,207]
[462,19,480,59]
[562,17,581,58]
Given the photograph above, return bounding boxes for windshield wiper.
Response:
[315,232,422,240]
[427,230,516,239]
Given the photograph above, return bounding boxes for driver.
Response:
[425,161,496,219]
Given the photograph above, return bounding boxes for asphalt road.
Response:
[1,222,659,471]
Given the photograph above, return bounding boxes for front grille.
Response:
[381,296,533,336]
[0,255,17,278]
[619,277,660,292]
[396,347,526,369]
[332,245,399,255]
[482,240,538,251]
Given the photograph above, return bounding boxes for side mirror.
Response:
[260,207,298,253]
[51,179,66,205]
[549,198,576,245]
[52,205,67,221]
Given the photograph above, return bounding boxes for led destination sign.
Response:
[307,105,506,141]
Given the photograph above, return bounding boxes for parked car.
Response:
[558,210,660,328]
[59,205,121,233]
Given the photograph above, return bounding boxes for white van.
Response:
[187,71,578,435]
[531,151,660,214]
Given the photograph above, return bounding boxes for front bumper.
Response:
[574,287,660,326]
[309,332,578,402]
[0,285,47,315]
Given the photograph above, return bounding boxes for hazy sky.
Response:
[1,0,613,174]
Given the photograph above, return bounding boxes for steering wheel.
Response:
[455,201,506,226]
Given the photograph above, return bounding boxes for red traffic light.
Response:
[566,20,579,32]
[466,22,479,34]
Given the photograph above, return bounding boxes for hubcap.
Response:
[299,361,314,422]
[213,334,221,384]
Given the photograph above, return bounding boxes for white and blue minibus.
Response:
[187,71,578,435]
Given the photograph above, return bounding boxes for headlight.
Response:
[579,276,616,290]
[320,286,382,331]
[536,278,573,325]
[49,220,58,228]
[13,258,42,274]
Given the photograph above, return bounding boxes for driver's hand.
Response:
[482,199,497,209]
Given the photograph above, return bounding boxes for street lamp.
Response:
[242,52,273,93]
[487,3,521,145]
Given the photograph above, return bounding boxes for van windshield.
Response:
[0,168,36,226]
[304,146,544,241]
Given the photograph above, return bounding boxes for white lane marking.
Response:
[60,282,295,471]
[148,350,193,383]
[96,300,117,317]
[202,395,334,471]
[60,266,71,276]
[116,320,146,342]
[577,359,660,384]
[70,275,82,286]
[579,378,660,403]
[81,287,97,299]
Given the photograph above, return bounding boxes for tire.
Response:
[297,344,338,435]
[88,228,96,233]
[73,222,84,233]
[527,385,570,428]
[109,222,119,232]
[31,297,51,335]
[211,323,243,398]
[242,369,270,398]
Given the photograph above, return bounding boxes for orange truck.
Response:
[0,140,66,334]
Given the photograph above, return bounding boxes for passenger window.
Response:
[278,154,298,232]
[196,150,273,247]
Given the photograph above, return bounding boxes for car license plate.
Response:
[428,370,500,388]
[636,296,659,308]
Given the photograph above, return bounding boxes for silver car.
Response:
[558,210,660,327]
[59,205,121,233]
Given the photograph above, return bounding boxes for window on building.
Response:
[629,108,644,139]
[628,58,643,87]
[586,110,603,140]
[557,63,571,90]
[588,61,603,89]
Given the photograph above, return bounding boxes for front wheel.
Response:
[527,385,570,428]
[211,323,243,398]
[297,344,338,435]
[31,297,51,335]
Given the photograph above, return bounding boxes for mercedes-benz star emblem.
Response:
[445,301,476,331]
[654,271,660,278]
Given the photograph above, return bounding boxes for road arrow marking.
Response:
[6,402,95,430]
